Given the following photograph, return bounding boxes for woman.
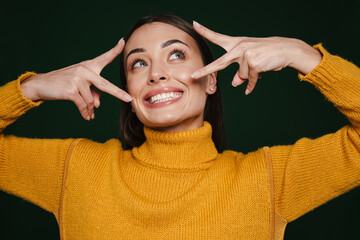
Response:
[1,14,359,239]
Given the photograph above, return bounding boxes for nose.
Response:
[148,64,169,84]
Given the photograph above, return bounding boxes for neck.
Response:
[132,121,218,171]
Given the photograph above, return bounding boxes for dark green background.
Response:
[1,0,360,239]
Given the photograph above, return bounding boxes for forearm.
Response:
[299,44,360,128]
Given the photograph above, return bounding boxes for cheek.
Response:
[169,65,209,112]
[125,78,144,112]
[126,76,142,96]
[168,61,206,88]
[171,69,192,82]
[171,72,208,96]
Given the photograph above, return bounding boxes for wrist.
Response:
[288,40,323,75]
[20,74,41,102]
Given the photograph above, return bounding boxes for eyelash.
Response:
[129,57,146,70]
[168,48,187,60]
[129,48,187,70]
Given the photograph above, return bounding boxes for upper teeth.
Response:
[150,92,182,104]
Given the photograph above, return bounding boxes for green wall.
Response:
[1,0,359,239]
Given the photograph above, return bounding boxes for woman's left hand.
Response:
[191,21,322,95]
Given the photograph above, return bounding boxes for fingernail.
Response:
[91,113,95,119]
[124,94,133,102]
[232,81,238,87]
[118,37,124,45]
[193,21,201,28]
[191,71,200,78]
[87,115,90,121]
[245,89,250,95]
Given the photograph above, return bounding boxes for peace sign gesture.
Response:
[191,22,322,95]
[20,39,132,120]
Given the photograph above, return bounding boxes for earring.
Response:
[210,87,214,91]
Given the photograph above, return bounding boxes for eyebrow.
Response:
[161,39,189,48]
[125,39,189,62]
[125,48,145,62]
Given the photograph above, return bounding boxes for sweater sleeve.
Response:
[269,45,360,222]
[0,73,76,215]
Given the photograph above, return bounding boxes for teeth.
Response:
[149,92,182,104]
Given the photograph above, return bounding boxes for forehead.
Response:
[124,22,198,55]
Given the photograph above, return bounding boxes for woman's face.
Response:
[124,22,216,132]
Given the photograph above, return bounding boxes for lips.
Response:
[143,87,184,107]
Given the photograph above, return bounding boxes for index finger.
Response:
[90,38,126,73]
[85,70,133,102]
[193,21,237,51]
[191,51,234,79]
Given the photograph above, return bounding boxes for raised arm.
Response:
[191,22,360,223]
[0,75,75,215]
[0,39,130,216]
[269,45,360,222]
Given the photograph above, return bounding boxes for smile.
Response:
[149,92,182,104]
[143,87,184,108]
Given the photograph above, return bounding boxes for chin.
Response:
[138,111,204,133]
[140,114,184,129]
[134,99,205,131]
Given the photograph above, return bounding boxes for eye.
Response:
[169,49,186,61]
[130,59,147,70]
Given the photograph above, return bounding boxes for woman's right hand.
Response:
[20,38,132,121]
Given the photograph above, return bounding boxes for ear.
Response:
[205,72,217,95]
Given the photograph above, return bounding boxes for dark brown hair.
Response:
[119,14,225,151]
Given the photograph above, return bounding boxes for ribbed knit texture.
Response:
[0,72,74,213]
[1,45,360,239]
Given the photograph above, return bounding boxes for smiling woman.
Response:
[1,14,360,240]
[125,23,214,131]
[119,15,224,149]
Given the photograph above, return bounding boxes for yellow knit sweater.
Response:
[1,45,360,240]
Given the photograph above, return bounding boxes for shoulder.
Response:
[217,148,270,193]
[219,147,268,171]
[70,138,125,164]
[62,138,127,181]
[75,138,123,150]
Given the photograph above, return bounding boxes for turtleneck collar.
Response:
[131,122,219,171]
